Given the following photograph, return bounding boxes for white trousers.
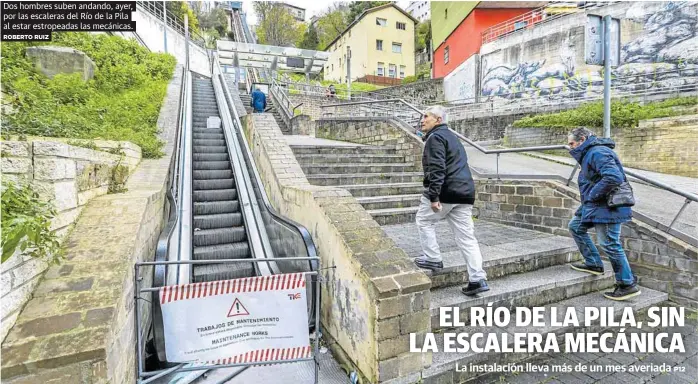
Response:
[415,196,487,282]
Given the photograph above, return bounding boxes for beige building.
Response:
[323,4,418,83]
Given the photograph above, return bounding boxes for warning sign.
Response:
[159,273,311,364]
[227,298,249,317]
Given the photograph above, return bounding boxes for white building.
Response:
[406,1,430,22]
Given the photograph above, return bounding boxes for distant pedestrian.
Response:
[251,87,266,113]
[567,127,640,301]
[413,106,489,297]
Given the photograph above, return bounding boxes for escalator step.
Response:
[194,212,243,230]
[193,161,230,170]
[194,139,226,147]
[194,200,239,215]
[193,145,227,154]
[194,227,247,246]
[193,189,237,201]
[193,170,234,180]
[192,263,255,283]
[194,242,251,260]
[193,133,225,140]
[193,128,224,134]
[194,179,235,190]
[194,153,229,161]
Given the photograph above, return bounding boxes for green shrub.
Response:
[513,97,698,129]
[1,181,63,264]
[2,32,176,158]
[402,75,417,84]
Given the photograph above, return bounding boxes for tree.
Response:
[166,1,200,34]
[415,20,431,51]
[254,1,301,47]
[316,9,347,50]
[299,23,320,50]
[346,1,391,24]
[199,8,229,37]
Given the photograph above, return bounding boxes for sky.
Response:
[241,0,412,26]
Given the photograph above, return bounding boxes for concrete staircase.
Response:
[239,90,289,133]
[292,144,423,225]
[291,142,670,384]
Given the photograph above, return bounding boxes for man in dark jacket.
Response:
[414,106,488,296]
[567,127,639,301]
[250,87,266,113]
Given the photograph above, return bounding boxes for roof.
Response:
[324,3,419,51]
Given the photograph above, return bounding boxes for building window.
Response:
[444,46,449,64]
[377,62,384,76]
[445,9,448,19]
[392,43,402,53]
[376,18,387,26]
[396,22,406,30]
[389,64,396,78]
[376,40,383,50]
[400,65,405,78]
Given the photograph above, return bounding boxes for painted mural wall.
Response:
[478,2,698,100]
[444,54,479,103]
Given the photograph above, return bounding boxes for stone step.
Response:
[418,237,580,289]
[301,163,417,175]
[420,287,668,384]
[290,145,398,155]
[367,206,418,225]
[429,262,615,331]
[306,172,423,186]
[294,153,407,165]
[358,194,422,211]
[343,182,424,198]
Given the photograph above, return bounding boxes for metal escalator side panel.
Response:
[214,56,321,331]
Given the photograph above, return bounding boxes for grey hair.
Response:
[568,127,595,142]
[424,105,448,123]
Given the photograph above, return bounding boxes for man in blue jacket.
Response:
[250,87,266,113]
[567,127,639,301]
[413,106,489,296]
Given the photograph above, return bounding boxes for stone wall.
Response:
[243,114,432,383]
[505,114,698,177]
[1,139,141,342]
[474,179,698,309]
[355,78,445,105]
[316,117,423,172]
[478,2,698,100]
[1,65,182,383]
[286,93,355,120]
[448,114,513,142]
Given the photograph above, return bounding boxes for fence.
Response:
[481,1,619,45]
[136,1,206,48]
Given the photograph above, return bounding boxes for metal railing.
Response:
[320,98,698,244]
[136,1,206,48]
[481,1,619,44]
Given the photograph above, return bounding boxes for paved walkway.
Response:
[283,135,371,147]
[462,144,698,238]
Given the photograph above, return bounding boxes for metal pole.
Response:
[669,199,691,229]
[603,15,611,138]
[347,46,351,101]
[163,0,167,53]
[185,14,190,70]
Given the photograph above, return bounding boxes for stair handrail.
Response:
[214,54,320,329]
[320,98,698,243]
[270,79,294,119]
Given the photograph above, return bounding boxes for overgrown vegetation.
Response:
[1,181,63,264]
[512,97,698,129]
[2,32,176,158]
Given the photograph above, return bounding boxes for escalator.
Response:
[143,50,319,380]
[191,75,255,282]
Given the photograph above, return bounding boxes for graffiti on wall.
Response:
[479,1,698,99]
